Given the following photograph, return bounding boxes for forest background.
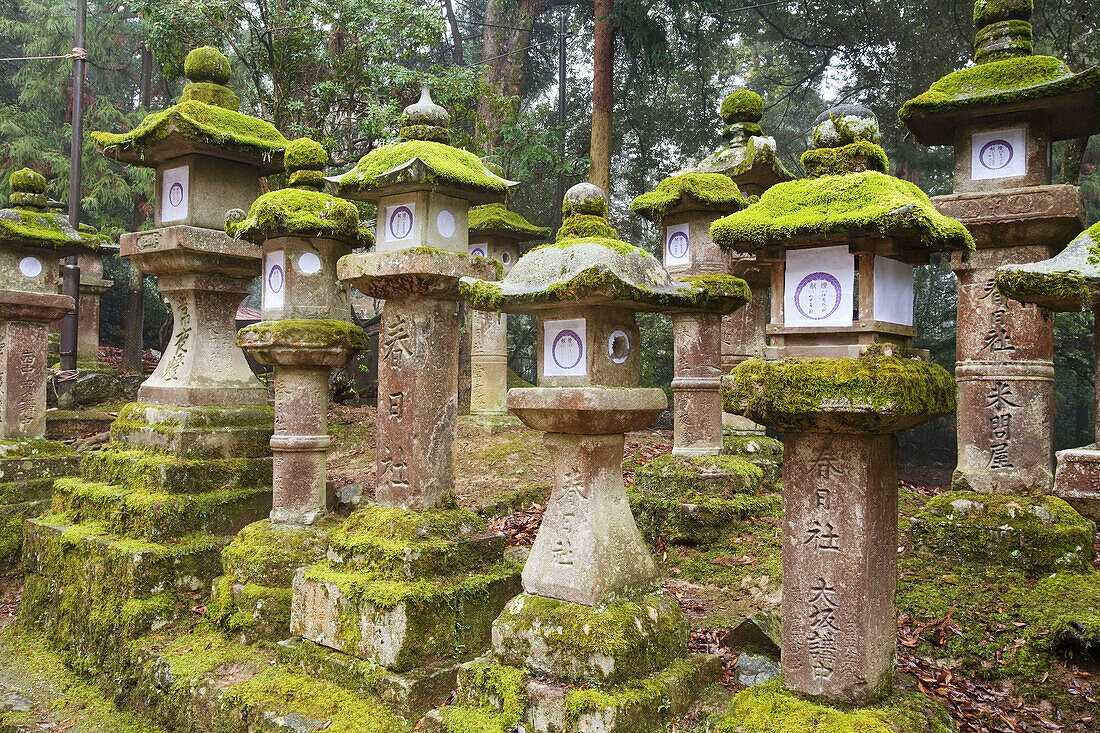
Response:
[1,0,1098,460]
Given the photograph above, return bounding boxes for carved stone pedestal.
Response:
[471,309,508,415]
[671,312,723,456]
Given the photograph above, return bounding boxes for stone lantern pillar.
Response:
[710,107,969,715]
[288,88,524,715]
[0,168,85,567]
[435,183,749,728]
[75,247,113,363]
[692,88,795,431]
[467,202,549,415]
[632,172,748,455]
[232,138,370,526]
[900,0,1100,494]
[92,45,289,451]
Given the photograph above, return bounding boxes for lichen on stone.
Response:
[710,170,974,254]
[468,202,551,239]
[236,319,368,350]
[630,172,748,222]
[801,141,889,178]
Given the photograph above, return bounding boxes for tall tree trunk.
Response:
[476,0,549,152]
[444,0,464,65]
[1062,137,1088,184]
[589,0,614,195]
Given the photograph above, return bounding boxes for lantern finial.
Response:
[401,83,451,143]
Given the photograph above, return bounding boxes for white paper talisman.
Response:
[264,250,286,310]
[160,166,189,223]
[665,223,691,268]
[784,245,854,328]
[972,128,1026,181]
[872,256,914,326]
[544,318,587,377]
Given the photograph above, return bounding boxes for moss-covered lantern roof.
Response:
[225,138,372,247]
[336,84,517,204]
[899,0,1100,146]
[92,47,288,171]
[468,202,551,241]
[995,222,1100,311]
[630,172,749,223]
[689,88,794,189]
[461,183,749,314]
[711,106,975,257]
[0,168,96,251]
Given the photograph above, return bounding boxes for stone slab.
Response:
[1053,445,1100,521]
[111,403,273,460]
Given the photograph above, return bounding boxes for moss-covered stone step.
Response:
[23,515,224,599]
[0,499,49,569]
[323,503,507,579]
[0,454,79,486]
[722,434,783,487]
[79,448,272,495]
[707,679,954,733]
[629,490,781,547]
[908,491,1095,574]
[425,653,722,733]
[275,636,459,722]
[290,560,522,672]
[50,478,271,540]
[111,403,274,460]
[45,409,116,440]
[634,453,773,497]
[0,476,57,507]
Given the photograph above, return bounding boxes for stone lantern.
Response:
[710,107,970,712]
[441,183,749,727]
[0,168,84,567]
[900,0,1100,494]
[232,138,370,526]
[467,201,549,416]
[996,224,1100,520]
[92,45,288,447]
[631,173,748,456]
[288,88,523,712]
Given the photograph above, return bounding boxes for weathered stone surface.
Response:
[780,431,899,705]
[1053,445,1100,521]
[76,250,112,361]
[721,610,782,658]
[737,653,781,687]
[0,320,53,439]
[268,364,336,525]
[934,185,1084,249]
[111,403,273,460]
[69,372,122,406]
[671,311,723,456]
[45,410,115,440]
[491,592,688,686]
[120,225,267,407]
[470,308,508,415]
[522,431,659,604]
[908,490,1094,574]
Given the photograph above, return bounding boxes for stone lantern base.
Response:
[708,680,954,733]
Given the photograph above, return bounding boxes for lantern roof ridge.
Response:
[226,137,372,247]
[690,87,794,186]
[630,171,749,222]
[0,169,95,250]
[469,202,551,240]
[995,222,1100,311]
[92,46,288,171]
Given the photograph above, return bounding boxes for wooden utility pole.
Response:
[59,0,85,394]
[588,0,614,195]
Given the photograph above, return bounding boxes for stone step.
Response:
[423,653,723,733]
[80,448,272,495]
[51,478,271,540]
[1,498,50,569]
[275,636,458,722]
[629,490,781,547]
[23,515,224,599]
[0,454,79,487]
[290,560,522,672]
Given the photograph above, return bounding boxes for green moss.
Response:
[801,141,889,177]
[183,46,231,84]
[721,89,764,123]
[900,55,1100,124]
[338,139,509,195]
[445,662,527,733]
[909,491,1094,574]
[285,137,328,170]
[710,170,974,253]
[288,168,325,189]
[556,213,619,241]
[727,354,957,427]
[220,517,336,585]
[227,189,370,244]
[178,81,240,110]
[459,279,504,310]
[711,680,954,733]
[0,438,76,458]
[469,202,551,239]
[236,318,368,349]
[92,99,289,164]
[630,172,748,222]
[0,207,93,249]
[974,0,1032,26]
[995,268,1093,311]
[974,19,1033,64]
[10,167,46,193]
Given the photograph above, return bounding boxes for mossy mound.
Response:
[801,140,889,178]
[710,680,956,733]
[227,188,372,245]
[0,204,96,250]
[630,172,749,221]
[995,224,1100,311]
[468,202,550,239]
[337,140,511,197]
[236,318,369,350]
[974,0,1032,26]
[184,46,231,84]
[721,89,764,124]
[710,170,974,254]
[909,491,1094,574]
[725,354,957,433]
[92,99,288,168]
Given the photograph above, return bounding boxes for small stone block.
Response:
[1053,446,1100,522]
[491,592,689,686]
[110,403,274,460]
[909,491,1095,574]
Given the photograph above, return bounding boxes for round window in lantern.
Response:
[436,210,456,238]
[19,257,42,278]
[608,330,630,363]
[298,252,322,274]
[501,250,512,265]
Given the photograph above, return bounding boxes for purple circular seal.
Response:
[551,329,583,370]
[168,181,184,207]
[667,231,689,259]
[470,246,487,258]
[388,205,413,239]
[267,264,284,294]
[794,271,842,320]
[979,139,1013,171]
